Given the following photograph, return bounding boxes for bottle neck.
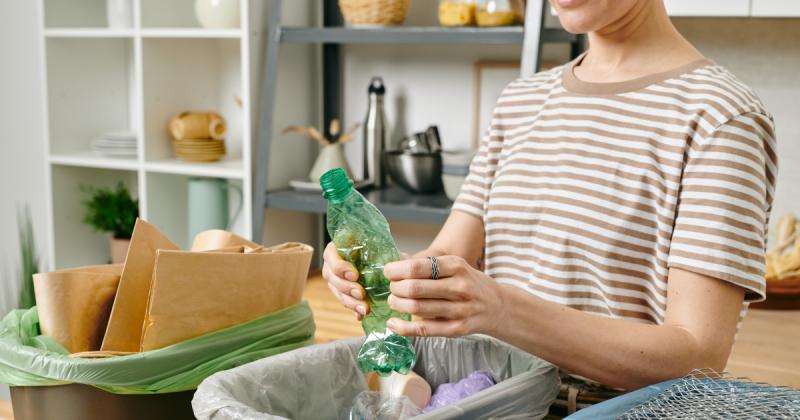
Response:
[320,168,354,203]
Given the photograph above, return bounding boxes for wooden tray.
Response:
[751,276,800,310]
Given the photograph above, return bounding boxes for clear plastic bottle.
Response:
[320,168,416,376]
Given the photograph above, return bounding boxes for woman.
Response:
[323,0,776,392]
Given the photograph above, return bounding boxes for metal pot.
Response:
[385,150,443,194]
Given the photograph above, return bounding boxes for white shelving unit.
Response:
[39,0,262,268]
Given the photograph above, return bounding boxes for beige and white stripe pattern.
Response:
[453,55,777,324]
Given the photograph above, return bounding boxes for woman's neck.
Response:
[574,0,704,83]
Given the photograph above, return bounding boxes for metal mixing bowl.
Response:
[385,150,443,194]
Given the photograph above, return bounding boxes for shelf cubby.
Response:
[50,166,139,269]
[43,0,109,29]
[140,0,231,29]
[145,173,246,249]
[141,38,244,173]
[45,37,135,157]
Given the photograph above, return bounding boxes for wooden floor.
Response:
[304,272,364,343]
[303,273,800,387]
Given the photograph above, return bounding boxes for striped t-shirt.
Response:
[453,55,777,324]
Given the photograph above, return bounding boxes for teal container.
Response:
[187,178,242,244]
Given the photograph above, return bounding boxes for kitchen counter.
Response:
[303,273,800,387]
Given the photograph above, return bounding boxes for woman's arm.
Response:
[412,211,485,268]
[384,257,744,390]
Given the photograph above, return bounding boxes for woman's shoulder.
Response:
[674,62,772,123]
[495,64,567,101]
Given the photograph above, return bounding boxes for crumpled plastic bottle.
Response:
[321,168,416,376]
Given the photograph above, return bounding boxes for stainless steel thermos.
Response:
[363,77,387,187]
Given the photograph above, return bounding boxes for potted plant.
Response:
[81,182,138,264]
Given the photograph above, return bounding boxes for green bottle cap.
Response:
[320,168,354,201]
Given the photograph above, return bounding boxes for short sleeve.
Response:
[668,112,777,301]
[452,115,504,220]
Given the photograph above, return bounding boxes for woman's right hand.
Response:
[322,242,368,320]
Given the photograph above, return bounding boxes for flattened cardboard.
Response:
[101,220,179,352]
[33,265,122,353]
[140,243,313,351]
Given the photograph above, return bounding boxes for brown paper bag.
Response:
[190,229,260,252]
[101,219,179,352]
[33,264,122,353]
[140,242,313,351]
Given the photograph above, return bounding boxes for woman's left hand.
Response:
[383,256,506,337]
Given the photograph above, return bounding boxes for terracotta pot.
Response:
[111,237,131,264]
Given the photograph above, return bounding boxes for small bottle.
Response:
[363,77,387,188]
[476,0,524,26]
[321,168,416,375]
[439,0,477,27]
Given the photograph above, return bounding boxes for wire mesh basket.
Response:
[619,369,800,419]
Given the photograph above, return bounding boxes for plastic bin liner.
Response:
[0,302,315,394]
[193,335,561,419]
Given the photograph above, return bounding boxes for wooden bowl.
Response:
[751,276,800,310]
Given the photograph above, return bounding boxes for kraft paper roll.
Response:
[168,111,226,141]
[33,264,123,353]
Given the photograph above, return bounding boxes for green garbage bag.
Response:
[0,301,315,394]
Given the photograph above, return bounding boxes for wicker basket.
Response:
[338,0,411,26]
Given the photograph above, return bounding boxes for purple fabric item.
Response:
[423,370,496,413]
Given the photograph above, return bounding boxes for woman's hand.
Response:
[383,255,506,337]
[322,242,368,320]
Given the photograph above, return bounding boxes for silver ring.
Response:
[428,256,440,280]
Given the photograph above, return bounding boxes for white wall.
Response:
[0,0,48,402]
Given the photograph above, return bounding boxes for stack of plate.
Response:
[91,131,137,157]
[173,138,226,162]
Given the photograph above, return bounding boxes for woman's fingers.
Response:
[384,255,466,281]
[327,282,368,318]
[389,278,453,300]
[323,242,359,282]
[387,317,469,338]
[323,266,366,300]
[387,294,471,319]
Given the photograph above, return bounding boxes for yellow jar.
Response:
[476,0,524,27]
[439,0,477,27]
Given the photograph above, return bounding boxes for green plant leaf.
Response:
[17,204,39,309]
[81,182,139,238]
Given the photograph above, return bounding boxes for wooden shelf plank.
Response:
[144,158,245,179]
[44,28,135,38]
[140,28,243,39]
[280,26,576,45]
[49,151,139,171]
[265,186,452,224]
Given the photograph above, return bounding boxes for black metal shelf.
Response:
[265,186,453,225]
[280,26,575,45]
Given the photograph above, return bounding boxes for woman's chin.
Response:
[555,12,596,34]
